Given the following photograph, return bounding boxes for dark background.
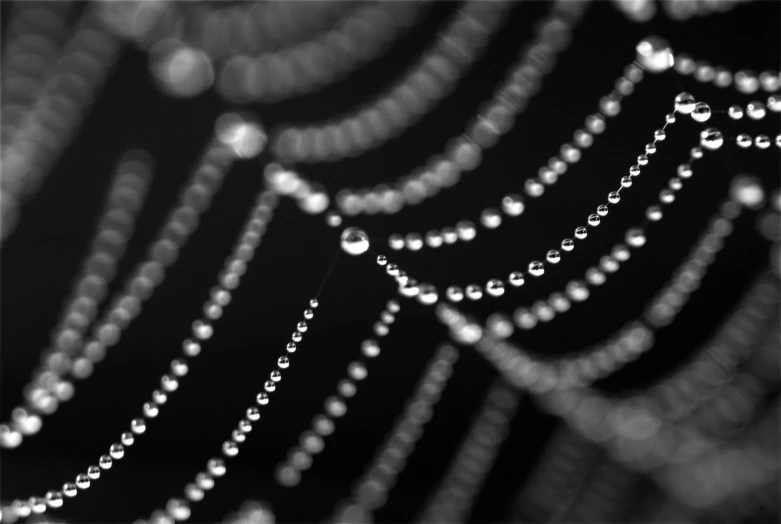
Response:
[1,1,779,522]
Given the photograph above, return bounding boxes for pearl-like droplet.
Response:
[417,284,439,305]
[340,228,370,256]
[207,458,226,476]
[746,101,767,120]
[446,286,464,302]
[528,261,545,277]
[63,482,78,497]
[626,228,647,247]
[674,92,696,114]
[700,128,724,150]
[691,102,711,122]
[486,279,505,297]
[508,272,525,287]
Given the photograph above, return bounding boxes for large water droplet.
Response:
[340,228,370,256]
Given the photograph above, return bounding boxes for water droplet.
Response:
[626,228,647,247]
[341,228,370,255]
[417,284,439,305]
[207,458,226,477]
[99,454,113,469]
[361,339,380,358]
[465,284,483,300]
[486,279,505,297]
[528,261,545,277]
[700,128,724,150]
[131,418,146,434]
[46,491,63,508]
[674,92,696,114]
[446,286,464,302]
[326,396,347,417]
[691,102,711,122]
[76,474,90,489]
[747,101,766,120]
[223,440,239,457]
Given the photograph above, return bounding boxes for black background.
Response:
[1,1,779,523]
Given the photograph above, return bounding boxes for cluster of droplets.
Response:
[675,91,781,150]
[276,300,400,487]
[272,1,511,164]
[143,298,320,524]
[0,152,151,448]
[0,189,279,522]
[385,60,647,253]
[673,92,727,152]
[333,344,459,523]
[727,98,781,150]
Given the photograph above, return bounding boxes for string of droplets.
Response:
[263,0,588,218]
[330,344,459,524]
[1,5,772,524]
[0,152,152,446]
[384,93,780,256]
[0,3,123,242]
[275,298,401,488]
[457,176,763,393]
[448,271,779,511]
[385,61,645,253]
[0,114,267,450]
[511,428,600,523]
[272,0,511,163]
[333,85,764,316]
[143,296,321,524]
[0,182,278,521]
[414,381,521,524]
